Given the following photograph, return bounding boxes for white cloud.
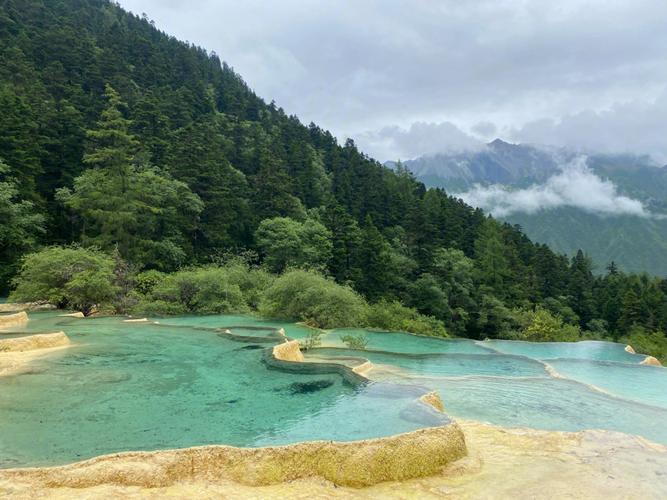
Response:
[356,121,483,161]
[456,157,649,218]
[512,90,667,163]
[118,0,667,161]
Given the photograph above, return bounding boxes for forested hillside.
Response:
[1,0,666,357]
[396,141,667,276]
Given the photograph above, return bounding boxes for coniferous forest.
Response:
[1,0,666,360]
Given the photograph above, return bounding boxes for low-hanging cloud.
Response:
[118,1,667,163]
[356,121,483,161]
[456,157,649,218]
[511,89,667,163]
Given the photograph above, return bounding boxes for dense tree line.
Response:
[1,0,666,359]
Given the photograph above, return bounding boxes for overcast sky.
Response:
[119,0,667,162]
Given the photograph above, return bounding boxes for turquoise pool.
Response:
[312,330,667,444]
[547,358,667,409]
[1,312,666,469]
[482,339,644,363]
[307,348,549,378]
[0,313,446,468]
[322,329,494,354]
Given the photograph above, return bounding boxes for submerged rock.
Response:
[287,379,334,394]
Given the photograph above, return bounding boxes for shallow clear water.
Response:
[313,329,667,444]
[547,358,667,409]
[324,329,494,355]
[157,314,316,339]
[308,348,549,378]
[384,375,667,444]
[0,314,446,468]
[2,312,666,469]
[483,339,644,363]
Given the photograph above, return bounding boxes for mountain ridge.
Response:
[392,141,667,275]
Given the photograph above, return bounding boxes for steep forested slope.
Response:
[1,0,666,349]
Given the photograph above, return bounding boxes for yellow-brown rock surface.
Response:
[640,355,663,366]
[420,391,445,412]
[1,421,664,499]
[58,312,84,318]
[0,332,70,353]
[0,332,71,377]
[0,424,466,490]
[352,360,373,377]
[0,311,29,329]
[272,339,304,362]
[0,303,54,313]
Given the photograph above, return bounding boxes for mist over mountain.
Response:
[391,140,667,275]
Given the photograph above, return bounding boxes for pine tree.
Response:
[353,216,392,300]
[568,250,597,328]
[474,218,510,298]
[619,285,643,332]
[83,84,139,192]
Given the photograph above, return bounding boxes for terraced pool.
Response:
[1,312,665,470]
[0,313,446,468]
[314,329,667,444]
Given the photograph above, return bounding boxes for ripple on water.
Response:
[373,374,667,445]
[309,347,549,378]
[324,329,495,355]
[482,339,644,363]
[547,358,667,410]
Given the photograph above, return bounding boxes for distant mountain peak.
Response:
[488,138,513,148]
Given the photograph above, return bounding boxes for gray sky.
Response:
[119,0,667,162]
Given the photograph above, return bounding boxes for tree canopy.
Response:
[1,0,666,358]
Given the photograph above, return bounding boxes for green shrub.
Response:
[621,326,667,363]
[341,332,369,349]
[134,270,166,295]
[259,269,367,328]
[510,307,581,342]
[220,261,274,309]
[9,246,118,315]
[132,262,274,315]
[364,300,448,337]
[133,266,247,314]
[300,329,323,351]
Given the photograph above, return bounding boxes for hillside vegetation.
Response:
[1,0,666,359]
[399,141,667,276]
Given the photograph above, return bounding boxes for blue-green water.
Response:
[1,312,666,469]
[307,348,549,378]
[157,314,316,340]
[322,329,494,354]
[314,330,667,444]
[547,359,667,409]
[385,375,667,441]
[0,313,445,468]
[482,339,644,363]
